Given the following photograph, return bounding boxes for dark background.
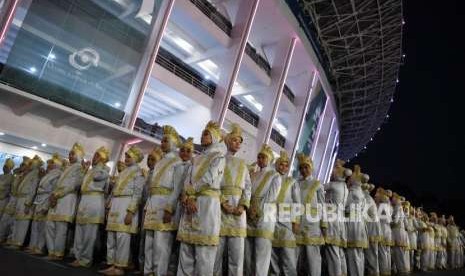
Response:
[347,0,465,227]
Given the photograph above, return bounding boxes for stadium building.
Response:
[0,0,403,181]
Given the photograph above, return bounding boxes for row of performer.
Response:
[0,121,464,276]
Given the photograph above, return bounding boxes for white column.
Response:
[310,100,328,161]
[287,71,318,170]
[124,0,176,129]
[0,0,20,46]
[324,133,339,183]
[317,117,335,180]
[256,37,297,148]
[212,0,261,127]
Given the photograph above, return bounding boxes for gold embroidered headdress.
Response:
[333,159,351,180]
[95,146,110,163]
[148,146,163,161]
[297,152,313,169]
[275,150,290,166]
[126,146,144,163]
[225,123,243,144]
[4,158,15,170]
[163,125,181,147]
[350,165,363,183]
[30,155,44,168]
[71,142,85,158]
[204,121,222,143]
[48,153,63,167]
[180,137,194,151]
[258,144,274,163]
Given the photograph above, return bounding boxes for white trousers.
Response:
[177,242,217,276]
[270,247,297,276]
[347,248,364,276]
[297,245,321,276]
[10,219,31,246]
[45,221,68,257]
[144,230,175,275]
[73,224,99,266]
[106,231,131,268]
[0,214,14,242]
[378,245,391,275]
[365,243,379,276]
[244,237,273,276]
[392,246,410,274]
[420,249,431,271]
[325,245,346,276]
[28,220,46,253]
[213,236,244,276]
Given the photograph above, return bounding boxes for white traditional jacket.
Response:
[48,162,84,223]
[106,164,145,234]
[0,172,14,215]
[2,173,22,217]
[219,153,251,238]
[363,190,382,244]
[246,165,281,240]
[76,163,110,224]
[144,151,183,232]
[272,175,300,248]
[324,178,349,247]
[378,201,393,247]
[296,176,325,246]
[15,168,41,220]
[177,144,225,246]
[391,204,409,248]
[345,182,368,249]
[32,168,62,221]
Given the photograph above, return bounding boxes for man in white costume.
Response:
[345,165,368,276]
[0,158,15,221]
[26,154,63,254]
[244,144,282,276]
[168,137,194,275]
[270,151,300,276]
[447,215,460,269]
[391,193,410,275]
[9,155,43,247]
[46,143,85,260]
[176,121,225,276]
[144,125,184,276]
[376,188,393,276]
[0,157,29,243]
[100,146,145,276]
[295,153,325,276]
[213,124,251,276]
[137,146,163,273]
[324,159,350,276]
[362,182,381,276]
[70,146,111,267]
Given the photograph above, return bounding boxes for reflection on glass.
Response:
[0,0,163,125]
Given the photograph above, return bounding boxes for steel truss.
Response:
[300,0,403,160]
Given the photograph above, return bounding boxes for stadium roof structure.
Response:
[293,0,404,160]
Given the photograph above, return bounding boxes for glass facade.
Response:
[0,0,164,124]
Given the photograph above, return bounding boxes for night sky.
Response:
[348,0,465,227]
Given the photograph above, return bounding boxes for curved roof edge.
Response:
[284,0,404,160]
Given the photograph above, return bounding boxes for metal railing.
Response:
[154,48,260,128]
[190,0,232,36]
[283,84,295,103]
[245,43,271,76]
[134,119,164,140]
[156,48,216,98]
[229,97,259,127]
[271,128,286,148]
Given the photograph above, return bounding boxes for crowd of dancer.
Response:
[0,120,463,276]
